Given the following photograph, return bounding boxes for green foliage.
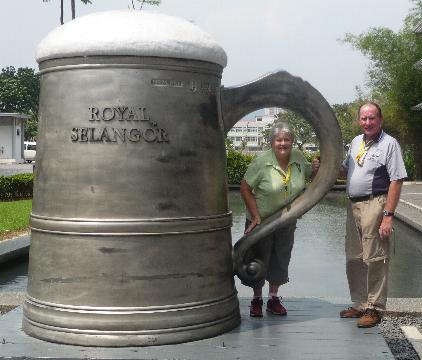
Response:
[332,102,361,147]
[341,0,422,178]
[137,0,161,7]
[0,66,40,140]
[303,150,319,164]
[274,110,316,150]
[403,146,417,180]
[24,117,38,141]
[0,174,34,201]
[225,137,234,151]
[226,148,255,185]
[130,0,161,9]
[0,67,39,114]
[0,200,32,234]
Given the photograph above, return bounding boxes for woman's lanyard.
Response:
[355,139,374,167]
[281,164,292,199]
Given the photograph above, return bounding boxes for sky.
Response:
[0,0,413,105]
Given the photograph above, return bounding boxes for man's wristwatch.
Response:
[383,210,394,217]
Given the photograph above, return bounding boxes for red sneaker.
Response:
[249,298,263,317]
[266,296,287,315]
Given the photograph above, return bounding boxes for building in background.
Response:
[0,113,29,163]
[264,107,282,117]
[226,108,282,151]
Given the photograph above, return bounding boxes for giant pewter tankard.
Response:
[23,11,342,346]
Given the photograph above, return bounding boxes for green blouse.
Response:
[243,148,312,220]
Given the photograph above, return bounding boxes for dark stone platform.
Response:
[0,298,393,360]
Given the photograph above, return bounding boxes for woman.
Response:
[240,122,319,317]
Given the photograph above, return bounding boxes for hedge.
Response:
[226,149,255,185]
[0,174,34,200]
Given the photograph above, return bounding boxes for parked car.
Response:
[303,143,319,153]
[24,141,36,163]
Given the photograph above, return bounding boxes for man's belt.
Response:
[349,193,387,202]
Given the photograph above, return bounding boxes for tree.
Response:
[43,0,92,25]
[342,0,422,178]
[43,0,161,24]
[130,0,161,9]
[332,102,361,149]
[0,67,40,140]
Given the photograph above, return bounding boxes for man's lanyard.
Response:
[355,139,375,167]
[355,130,383,167]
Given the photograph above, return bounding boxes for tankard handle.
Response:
[219,70,343,287]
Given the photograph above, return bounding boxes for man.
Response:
[339,102,407,328]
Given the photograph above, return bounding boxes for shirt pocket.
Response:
[362,235,390,262]
[366,149,383,165]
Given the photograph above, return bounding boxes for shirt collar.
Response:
[266,149,300,170]
[363,129,384,143]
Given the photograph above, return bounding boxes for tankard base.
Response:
[22,295,241,347]
[22,314,240,347]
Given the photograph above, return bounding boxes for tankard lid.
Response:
[36,10,227,67]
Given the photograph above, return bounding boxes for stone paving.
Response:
[400,182,422,208]
[0,299,394,360]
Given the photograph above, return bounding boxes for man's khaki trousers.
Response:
[345,194,390,311]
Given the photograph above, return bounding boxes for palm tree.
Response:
[44,0,161,25]
[129,0,161,10]
[42,0,92,25]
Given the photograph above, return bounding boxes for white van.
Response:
[24,141,36,163]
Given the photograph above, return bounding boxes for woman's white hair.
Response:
[269,122,295,144]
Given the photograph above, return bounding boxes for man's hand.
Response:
[379,180,403,239]
[245,215,261,234]
[379,216,393,240]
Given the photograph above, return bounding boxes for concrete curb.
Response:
[0,235,30,265]
[0,292,25,306]
[385,298,422,315]
[396,200,422,233]
[401,326,422,359]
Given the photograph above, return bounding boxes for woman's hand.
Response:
[245,215,261,234]
[240,180,262,234]
[312,157,320,173]
[311,156,320,180]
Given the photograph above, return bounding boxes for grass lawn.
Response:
[0,200,32,240]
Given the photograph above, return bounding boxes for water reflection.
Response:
[0,193,421,300]
[230,191,422,299]
[0,257,28,292]
[389,220,422,297]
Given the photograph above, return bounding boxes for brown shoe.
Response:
[340,307,363,318]
[357,308,381,328]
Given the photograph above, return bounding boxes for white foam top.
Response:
[36,10,227,67]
